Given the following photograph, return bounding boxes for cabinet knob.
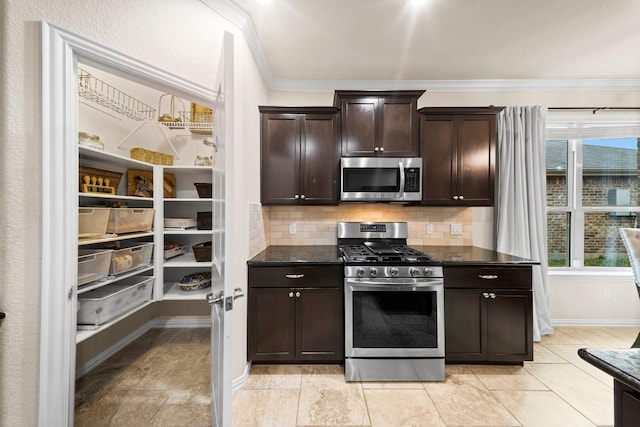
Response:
[294,194,300,199]
[482,292,490,299]
[288,292,294,298]
[295,291,301,298]
[374,147,380,152]
[300,194,306,200]
[459,195,464,200]
[453,195,459,200]
[490,293,497,299]
[379,147,384,152]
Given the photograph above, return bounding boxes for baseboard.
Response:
[233,361,251,392]
[552,319,640,326]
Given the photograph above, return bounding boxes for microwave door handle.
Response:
[398,161,405,194]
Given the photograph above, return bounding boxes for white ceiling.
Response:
[205,0,640,91]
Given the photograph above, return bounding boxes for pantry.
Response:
[40,23,236,426]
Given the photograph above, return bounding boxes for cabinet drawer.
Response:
[444,266,531,289]
[249,265,342,288]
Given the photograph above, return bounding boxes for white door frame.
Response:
[40,22,218,426]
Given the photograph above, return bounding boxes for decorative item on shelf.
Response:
[130,147,174,166]
[197,211,212,230]
[176,271,212,292]
[127,169,176,198]
[157,94,185,129]
[194,155,213,166]
[194,182,212,198]
[192,241,212,262]
[163,242,187,260]
[79,166,122,195]
[180,102,213,135]
[78,132,104,150]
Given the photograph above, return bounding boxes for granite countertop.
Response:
[413,245,540,265]
[578,348,640,391]
[248,245,538,266]
[247,245,342,265]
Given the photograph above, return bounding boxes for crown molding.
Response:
[201,0,640,93]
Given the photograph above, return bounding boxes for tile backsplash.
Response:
[259,204,473,246]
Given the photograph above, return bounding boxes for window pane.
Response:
[548,212,570,267]
[584,212,633,267]
[547,140,568,207]
[583,138,638,207]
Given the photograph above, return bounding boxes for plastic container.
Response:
[77,249,113,285]
[78,208,111,239]
[164,243,187,260]
[108,242,154,275]
[106,208,154,234]
[77,276,154,326]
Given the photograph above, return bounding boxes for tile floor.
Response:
[76,326,640,426]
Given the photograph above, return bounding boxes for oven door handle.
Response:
[346,279,443,290]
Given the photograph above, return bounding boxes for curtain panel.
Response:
[496,106,553,341]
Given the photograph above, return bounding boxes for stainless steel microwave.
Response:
[340,157,422,202]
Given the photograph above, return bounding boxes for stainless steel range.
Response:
[338,221,445,382]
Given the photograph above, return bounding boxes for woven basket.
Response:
[192,241,212,262]
[130,147,174,166]
[194,183,212,198]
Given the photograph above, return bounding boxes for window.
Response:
[546,115,640,269]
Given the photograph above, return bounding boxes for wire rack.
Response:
[78,68,156,121]
[179,110,213,134]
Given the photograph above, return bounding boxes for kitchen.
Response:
[2,0,640,426]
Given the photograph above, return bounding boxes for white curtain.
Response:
[496,106,553,341]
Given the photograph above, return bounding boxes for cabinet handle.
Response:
[479,274,498,280]
[294,194,300,199]
[295,291,301,298]
[482,292,490,299]
[288,292,294,298]
[285,274,304,279]
[453,195,459,200]
[300,194,306,200]
[374,147,380,152]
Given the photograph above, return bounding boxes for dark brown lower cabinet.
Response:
[444,266,533,363]
[248,265,343,363]
[616,381,640,427]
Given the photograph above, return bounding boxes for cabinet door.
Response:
[301,114,339,204]
[248,288,296,361]
[420,114,458,205]
[261,113,300,204]
[379,97,420,157]
[296,288,344,361]
[457,114,495,206]
[486,290,533,362]
[445,289,486,362]
[340,97,378,156]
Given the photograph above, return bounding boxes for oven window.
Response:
[352,290,438,348]
[343,168,400,192]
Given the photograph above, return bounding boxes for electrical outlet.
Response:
[289,223,297,235]
[426,223,434,234]
[450,223,463,235]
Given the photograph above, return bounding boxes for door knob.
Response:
[207,291,224,306]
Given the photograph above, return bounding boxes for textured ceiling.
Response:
[229,0,640,88]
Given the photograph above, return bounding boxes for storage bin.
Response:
[164,242,187,260]
[77,249,113,286]
[130,147,174,166]
[77,276,154,326]
[196,211,212,230]
[78,207,111,239]
[164,217,196,229]
[106,208,154,234]
[194,183,212,198]
[108,242,154,275]
[192,241,212,262]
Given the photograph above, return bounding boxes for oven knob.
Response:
[369,267,378,277]
[356,267,365,277]
[409,267,420,277]
[389,267,399,277]
[424,268,433,276]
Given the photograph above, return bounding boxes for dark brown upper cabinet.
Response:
[334,90,424,157]
[419,107,503,206]
[259,106,340,205]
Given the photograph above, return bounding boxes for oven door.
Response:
[345,277,444,358]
